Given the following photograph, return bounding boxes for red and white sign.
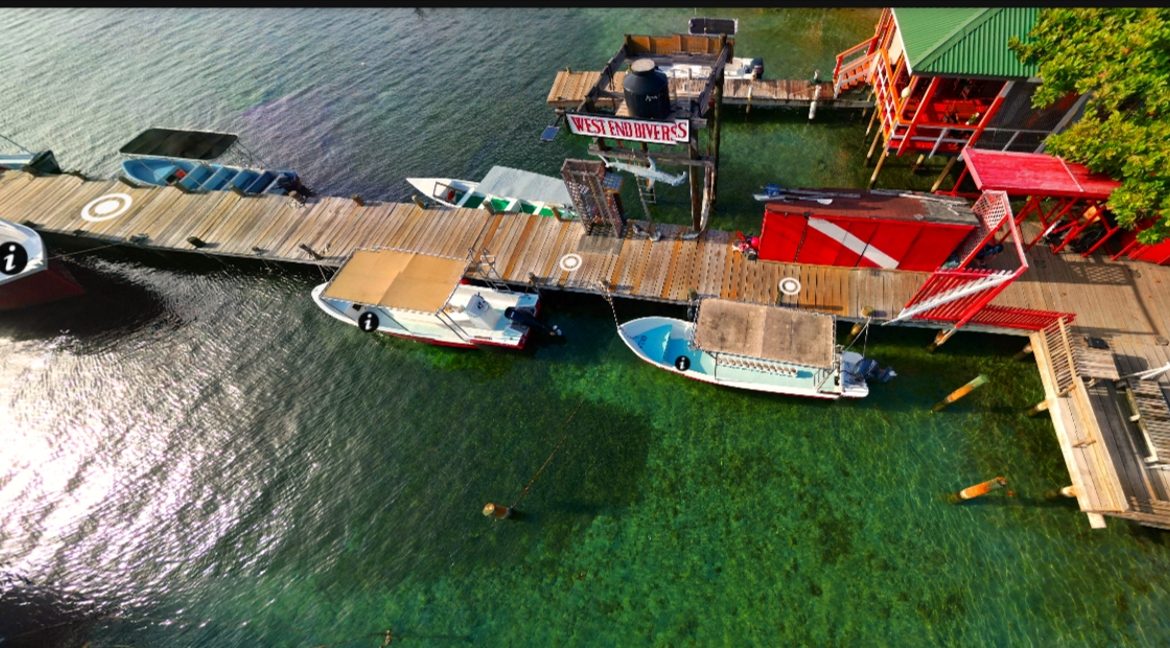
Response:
[566,113,690,145]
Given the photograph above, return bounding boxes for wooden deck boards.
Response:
[546,70,870,111]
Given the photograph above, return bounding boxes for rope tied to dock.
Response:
[509,400,585,510]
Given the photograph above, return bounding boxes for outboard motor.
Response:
[750,58,764,80]
[854,357,897,384]
[504,306,563,338]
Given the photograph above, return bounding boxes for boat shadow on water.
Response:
[0,576,111,648]
[0,255,171,349]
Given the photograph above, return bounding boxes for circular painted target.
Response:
[1,241,29,276]
[358,311,380,333]
[81,193,133,222]
[558,253,582,272]
[674,355,691,371]
[779,277,802,296]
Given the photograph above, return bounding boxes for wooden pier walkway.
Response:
[546,70,870,113]
[0,169,924,321]
[987,226,1170,530]
[7,168,1170,532]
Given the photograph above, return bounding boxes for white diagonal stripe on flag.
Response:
[807,217,898,269]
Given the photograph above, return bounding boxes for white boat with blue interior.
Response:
[617,298,893,399]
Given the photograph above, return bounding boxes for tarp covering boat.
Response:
[693,299,835,369]
[322,249,469,314]
[118,128,239,161]
[476,166,572,207]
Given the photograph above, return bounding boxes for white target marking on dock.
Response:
[559,253,582,272]
[81,193,133,222]
[779,277,802,296]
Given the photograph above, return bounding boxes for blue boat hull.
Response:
[120,157,298,196]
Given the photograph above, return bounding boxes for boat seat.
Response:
[201,166,236,191]
[245,170,277,194]
[178,164,214,191]
[265,172,296,195]
[230,169,260,191]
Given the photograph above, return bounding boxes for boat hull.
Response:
[121,157,298,196]
[0,219,85,310]
[617,315,868,399]
[311,283,534,350]
[0,259,85,310]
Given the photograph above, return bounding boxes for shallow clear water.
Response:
[2,8,1169,648]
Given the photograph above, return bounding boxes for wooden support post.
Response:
[930,156,959,193]
[482,502,512,519]
[864,102,879,136]
[866,127,884,161]
[689,139,702,231]
[1012,342,1033,360]
[1026,400,1050,417]
[712,71,723,208]
[954,476,1007,501]
[927,327,956,352]
[411,195,428,210]
[867,148,889,189]
[932,374,989,413]
[352,194,365,206]
[848,307,875,343]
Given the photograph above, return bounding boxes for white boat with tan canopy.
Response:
[312,247,559,349]
[616,298,893,399]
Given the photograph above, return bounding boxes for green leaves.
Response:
[1014,9,1170,241]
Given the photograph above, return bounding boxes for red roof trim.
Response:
[960,148,1119,200]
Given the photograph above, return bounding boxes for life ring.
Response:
[674,355,691,371]
[779,277,801,296]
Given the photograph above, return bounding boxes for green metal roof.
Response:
[893,8,1040,78]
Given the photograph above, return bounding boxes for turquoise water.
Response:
[2,8,1170,647]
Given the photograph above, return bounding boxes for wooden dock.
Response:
[0,170,925,320]
[546,70,870,113]
[6,168,1170,531]
[982,227,1170,530]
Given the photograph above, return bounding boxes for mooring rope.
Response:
[508,399,585,510]
[47,240,131,261]
[0,130,31,154]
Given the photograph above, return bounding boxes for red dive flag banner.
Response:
[566,113,690,145]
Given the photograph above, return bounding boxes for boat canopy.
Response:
[118,128,239,161]
[694,299,835,369]
[322,249,469,314]
[476,166,572,207]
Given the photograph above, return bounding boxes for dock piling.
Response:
[482,502,513,519]
[1026,399,1050,417]
[952,476,1008,502]
[186,236,208,249]
[932,374,989,413]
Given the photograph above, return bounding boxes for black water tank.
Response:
[623,58,671,120]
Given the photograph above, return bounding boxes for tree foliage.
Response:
[1010,8,1170,243]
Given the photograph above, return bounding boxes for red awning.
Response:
[960,148,1120,200]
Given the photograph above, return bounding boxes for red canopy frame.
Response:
[947,148,1122,256]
